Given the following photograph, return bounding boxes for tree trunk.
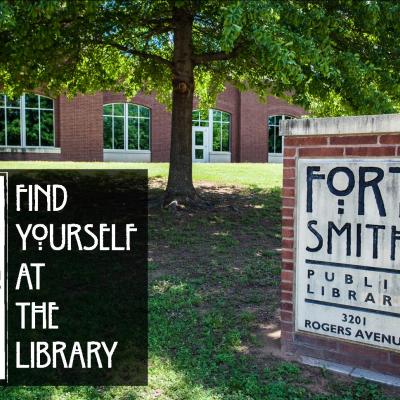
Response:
[164,8,198,206]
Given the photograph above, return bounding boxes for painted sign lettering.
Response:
[296,159,400,351]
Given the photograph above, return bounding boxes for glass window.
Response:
[40,110,54,146]
[139,118,150,150]
[128,104,138,117]
[103,103,151,151]
[6,108,21,146]
[0,93,54,147]
[195,131,203,145]
[103,116,113,149]
[113,103,124,116]
[192,109,231,152]
[113,116,124,149]
[0,108,5,145]
[40,96,53,110]
[195,149,203,159]
[268,115,293,154]
[212,123,221,151]
[212,110,230,152]
[25,93,38,109]
[25,108,39,146]
[103,104,113,115]
[192,109,209,127]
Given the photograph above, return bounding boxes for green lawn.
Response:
[0,162,283,189]
[1,162,396,400]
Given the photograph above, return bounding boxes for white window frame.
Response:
[103,103,151,152]
[0,93,55,148]
[192,109,231,153]
[268,115,294,155]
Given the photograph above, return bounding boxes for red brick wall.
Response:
[240,93,304,162]
[0,152,61,161]
[73,88,305,163]
[59,94,103,161]
[0,87,306,163]
[281,133,400,376]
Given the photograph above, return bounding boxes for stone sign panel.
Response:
[296,158,400,352]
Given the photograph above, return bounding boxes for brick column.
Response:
[280,114,400,378]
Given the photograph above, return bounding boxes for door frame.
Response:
[192,126,209,163]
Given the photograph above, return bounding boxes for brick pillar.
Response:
[280,114,400,378]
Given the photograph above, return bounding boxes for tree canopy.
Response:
[1,0,400,202]
[1,0,399,116]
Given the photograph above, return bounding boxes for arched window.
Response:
[103,103,150,150]
[0,93,54,147]
[192,109,230,152]
[268,115,293,154]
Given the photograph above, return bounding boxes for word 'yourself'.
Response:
[15,184,137,251]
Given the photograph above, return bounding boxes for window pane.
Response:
[195,149,203,159]
[268,126,275,153]
[25,109,40,146]
[6,97,20,108]
[113,117,124,149]
[103,104,113,115]
[128,118,138,150]
[275,132,282,153]
[192,110,199,121]
[40,96,53,109]
[103,116,113,149]
[0,109,5,145]
[213,123,221,151]
[268,115,288,154]
[25,94,38,109]
[193,110,209,127]
[268,116,276,126]
[199,110,208,121]
[213,110,221,121]
[128,104,138,117]
[6,108,21,145]
[113,103,124,117]
[0,95,4,108]
[139,118,150,150]
[195,131,203,145]
[221,124,229,151]
[221,112,230,123]
[139,106,149,118]
[40,110,54,146]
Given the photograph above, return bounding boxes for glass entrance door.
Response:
[192,127,209,163]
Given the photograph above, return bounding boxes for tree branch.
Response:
[104,41,172,67]
[140,26,172,41]
[193,43,243,65]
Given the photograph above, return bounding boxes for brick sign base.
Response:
[280,114,400,377]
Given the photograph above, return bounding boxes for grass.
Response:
[0,162,397,400]
[0,162,283,189]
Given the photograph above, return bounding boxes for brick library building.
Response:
[0,85,304,163]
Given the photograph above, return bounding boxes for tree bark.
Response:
[164,8,198,205]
